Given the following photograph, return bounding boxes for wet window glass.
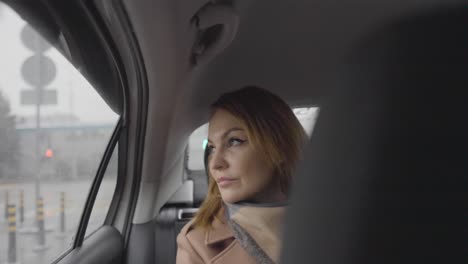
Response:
[0,4,119,263]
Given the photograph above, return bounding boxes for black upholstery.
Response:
[61,226,124,264]
[154,167,208,263]
[281,6,468,264]
[154,206,200,263]
[152,142,210,263]
[127,206,197,264]
[154,207,178,263]
[153,207,199,263]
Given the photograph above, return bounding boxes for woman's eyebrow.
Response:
[207,127,244,143]
[223,127,244,138]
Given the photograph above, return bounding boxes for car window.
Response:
[0,5,119,264]
[187,107,319,171]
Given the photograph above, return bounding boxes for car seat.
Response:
[281,4,467,264]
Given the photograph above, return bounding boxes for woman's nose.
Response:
[210,149,228,171]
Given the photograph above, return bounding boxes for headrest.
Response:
[281,7,467,263]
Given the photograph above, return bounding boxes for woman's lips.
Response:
[217,177,238,188]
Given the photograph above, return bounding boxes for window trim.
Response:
[73,118,123,248]
[104,125,128,226]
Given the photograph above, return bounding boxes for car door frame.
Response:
[2,0,147,263]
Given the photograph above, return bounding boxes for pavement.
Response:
[0,180,115,264]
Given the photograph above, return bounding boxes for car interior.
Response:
[1,0,467,263]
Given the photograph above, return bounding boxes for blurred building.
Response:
[12,114,115,182]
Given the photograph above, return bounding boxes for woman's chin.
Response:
[220,192,244,204]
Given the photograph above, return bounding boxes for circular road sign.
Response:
[21,55,57,87]
[21,24,52,53]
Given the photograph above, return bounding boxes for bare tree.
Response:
[0,90,19,180]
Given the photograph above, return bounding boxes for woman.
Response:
[176,86,307,264]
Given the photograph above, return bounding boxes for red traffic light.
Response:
[45,149,53,158]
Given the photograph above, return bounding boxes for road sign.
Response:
[20,89,57,105]
[21,25,52,53]
[21,55,57,87]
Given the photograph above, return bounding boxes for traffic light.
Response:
[45,148,53,158]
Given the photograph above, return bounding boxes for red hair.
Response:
[193,86,307,228]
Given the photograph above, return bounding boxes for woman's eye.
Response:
[228,138,245,147]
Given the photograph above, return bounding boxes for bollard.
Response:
[60,192,65,233]
[5,190,9,220]
[35,196,47,250]
[7,204,17,264]
[19,190,24,226]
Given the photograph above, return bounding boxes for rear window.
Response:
[187,107,319,171]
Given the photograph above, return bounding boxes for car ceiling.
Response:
[121,0,468,223]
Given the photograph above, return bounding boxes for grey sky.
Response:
[0,4,118,126]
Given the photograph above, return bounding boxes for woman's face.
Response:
[207,109,286,204]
